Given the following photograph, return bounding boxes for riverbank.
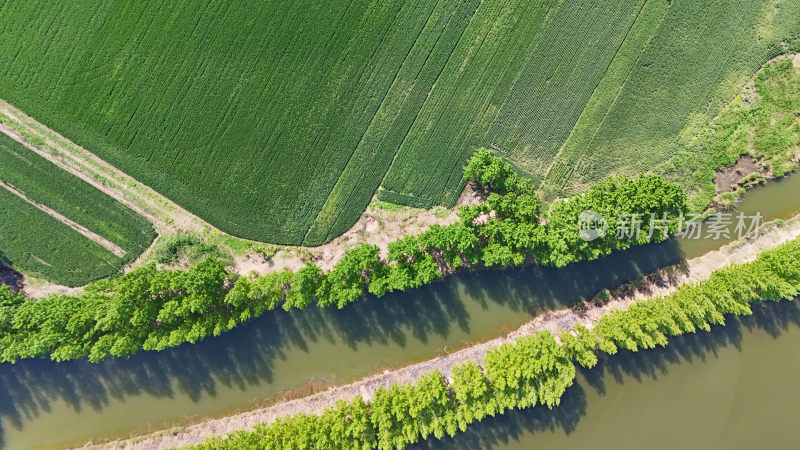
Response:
[98,212,800,449]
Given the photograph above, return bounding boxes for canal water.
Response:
[418,299,800,450]
[0,173,798,448]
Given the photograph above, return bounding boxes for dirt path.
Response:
[0,99,481,293]
[234,187,482,275]
[99,213,800,450]
[0,101,205,235]
[0,180,126,257]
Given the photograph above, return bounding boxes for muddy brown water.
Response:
[0,173,798,449]
[416,299,800,450]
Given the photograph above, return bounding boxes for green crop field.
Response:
[0,0,798,246]
[0,0,483,245]
[384,0,800,205]
[0,134,155,285]
[539,0,800,199]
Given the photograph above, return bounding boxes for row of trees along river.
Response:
[0,173,798,449]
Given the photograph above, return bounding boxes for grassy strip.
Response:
[187,235,800,450]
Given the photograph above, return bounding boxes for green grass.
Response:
[0,0,797,247]
[0,134,155,285]
[539,0,800,200]
[659,57,800,211]
[369,200,408,212]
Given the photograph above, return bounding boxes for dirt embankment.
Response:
[98,213,800,450]
[233,186,482,275]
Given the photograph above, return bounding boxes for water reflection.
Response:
[0,239,684,447]
[417,299,800,449]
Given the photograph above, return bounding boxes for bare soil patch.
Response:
[21,280,83,299]
[713,154,762,193]
[101,214,800,450]
[233,184,483,275]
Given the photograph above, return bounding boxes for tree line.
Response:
[189,236,800,449]
[0,148,688,363]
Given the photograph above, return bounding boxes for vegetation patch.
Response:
[660,57,800,212]
[0,134,155,285]
[153,234,218,265]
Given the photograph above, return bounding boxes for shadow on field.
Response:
[0,252,23,293]
[0,239,685,447]
[413,299,800,450]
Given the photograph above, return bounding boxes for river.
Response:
[418,298,800,450]
[1,173,798,448]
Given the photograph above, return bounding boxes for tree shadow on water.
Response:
[0,239,685,447]
[455,239,685,317]
[414,299,800,449]
[583,299,800,395]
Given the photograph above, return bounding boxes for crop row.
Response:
[302,0,481,245]
[0,134,155,285]
[486,0,647,179]
[0,187,124,286]
[380,0,558,208]
[0,134,154,255]
[0,0,468,245]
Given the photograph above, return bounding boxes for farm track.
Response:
[0,179,125,257]
[102,214,800,450]
[0,98,481,290]
[0,99,210,236]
